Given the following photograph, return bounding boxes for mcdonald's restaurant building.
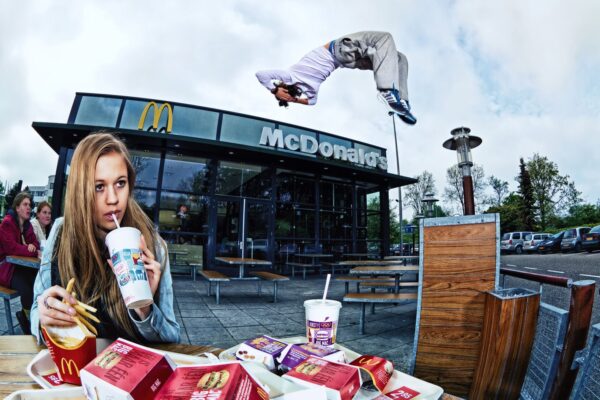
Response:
[33,93,415,270]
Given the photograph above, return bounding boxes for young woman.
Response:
[0,192,40,334]
[31,133,180,343]
[31,201,53,243]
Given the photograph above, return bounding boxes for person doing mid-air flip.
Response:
[256,31,416,125]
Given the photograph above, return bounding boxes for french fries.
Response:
[61,277,99,337]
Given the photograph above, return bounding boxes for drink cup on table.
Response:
[105,227,153,309]
[304,299,342,347]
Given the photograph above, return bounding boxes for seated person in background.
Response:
[31,201,53,243]
[0,192,40,335]
[31,132,180,344]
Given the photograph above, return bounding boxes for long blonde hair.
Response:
[57,132,165,339]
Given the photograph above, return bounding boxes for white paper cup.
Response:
[304,299,342,347]
[105,227,153,309]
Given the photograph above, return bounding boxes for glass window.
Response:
[162,154,210,194]
[158,192,209,234]
[130,150,161,189]
[171,106,218,139]
[74,96,121,127]
[320,208,353,240]
[276,171,315,206]
[215,161,271,199]
[220,114,275,147]
[133,188,157,221]
[320,181,353,209]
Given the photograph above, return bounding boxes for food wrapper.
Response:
[277,343,346,372]
[80,338,176,399]
[349,355,394,393]
[155,362,270,399]
[235,335,288,371]
[283,356,361,400]
[372,386,422,400]
[41,325,96,385]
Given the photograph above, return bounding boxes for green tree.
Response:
[444,164,487,214]
[486,194,525,232]
[403,171,436,216]
[486,175,509,207]
[5,181,23,210]
[561,203,600,227]
[517,158,535,230]
[527,154,582,229]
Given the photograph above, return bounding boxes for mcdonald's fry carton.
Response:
[349,355,394,393]
[80,338,176,399]
[283,356,361,400]
[155,362,270,399]
[41,325,96,385]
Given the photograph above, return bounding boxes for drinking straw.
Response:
[322,273,331,302]
[111,213,120,229]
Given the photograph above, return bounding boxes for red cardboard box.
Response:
[283,356,361,400]
[155,362,269,399]
[80,338,176,399]
[41,325,96,385]
[349,355,394,392]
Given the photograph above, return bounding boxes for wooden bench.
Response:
[343,292,418,334]
[198,271,230,304]
[287,262,320,280]
[0,285,19,334]
[335,275,418,294]
[250,271,289,303]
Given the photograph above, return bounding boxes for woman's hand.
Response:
[133,234,162,320]
[274,87,296,102]
[27,244,37,253]
[37,286,78,327]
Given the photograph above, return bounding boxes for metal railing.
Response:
[500,267,595,400]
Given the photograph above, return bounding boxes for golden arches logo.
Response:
[138,101,173,133]
[357,357,378,366]
[60,357,80,376]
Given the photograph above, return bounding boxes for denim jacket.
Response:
[31,218,180,344]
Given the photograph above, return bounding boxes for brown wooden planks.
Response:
[414,219,498,397]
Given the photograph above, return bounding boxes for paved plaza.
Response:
[0,273,418,371]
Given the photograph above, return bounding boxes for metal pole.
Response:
[390,113,403,255]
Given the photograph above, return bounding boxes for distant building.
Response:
[28,175,55,205]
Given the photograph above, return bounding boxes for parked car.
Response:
[582,225,600,253]
[560,227,591,252]
[500,231,533,254]
[523,233,551,253]
[537,231,565,254]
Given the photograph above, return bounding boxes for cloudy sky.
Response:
[1,0,599,217]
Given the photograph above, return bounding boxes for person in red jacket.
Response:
[0,191,40,334]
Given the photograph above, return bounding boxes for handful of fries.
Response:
[63,277,99,338]
[41,277,99,385]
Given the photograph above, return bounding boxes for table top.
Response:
[350,265,419,274]
[0,335,222,398]
[294,253,334,258]
[215,257,272,265]
[6,256,41,269]
[339,259,417,266]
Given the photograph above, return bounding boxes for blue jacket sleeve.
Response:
[128,237,180,343]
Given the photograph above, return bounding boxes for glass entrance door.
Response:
[215,197,273,260]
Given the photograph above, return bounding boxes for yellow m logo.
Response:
[60,357,80,376]
[138,101,173,133]
[357,357,378,366]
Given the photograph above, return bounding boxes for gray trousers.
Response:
[332,31,409,100]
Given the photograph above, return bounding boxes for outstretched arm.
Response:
[255,70,292,91]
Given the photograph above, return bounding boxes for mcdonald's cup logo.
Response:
[60,357,81,376]
[138,101,173,133]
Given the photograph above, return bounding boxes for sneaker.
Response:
[16,310,31,335]
[377,89,417,125]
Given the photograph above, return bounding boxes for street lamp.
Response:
[442,127,482,215]
[389,112,404,255]
[422,193,439,218]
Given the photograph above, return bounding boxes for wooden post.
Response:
[469,288,540,399]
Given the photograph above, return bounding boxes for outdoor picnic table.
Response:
[5,256,41,269]
[349,265,419,294]
[0,335,222,398]
[215,256,272,279]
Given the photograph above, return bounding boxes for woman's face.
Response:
[37,205,52,228]
[94,152,129,232]
[16,198,31,223]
